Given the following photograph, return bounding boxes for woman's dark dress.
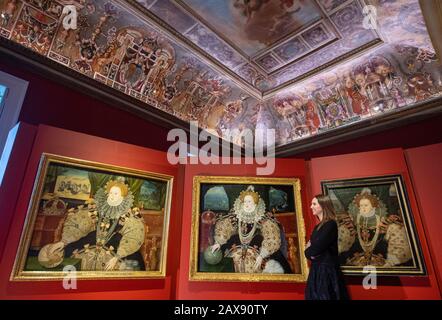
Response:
[304,220,348,300]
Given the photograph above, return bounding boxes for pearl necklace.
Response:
[238,219,257,245]
[357,213,380,253]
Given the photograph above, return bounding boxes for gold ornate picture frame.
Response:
[11,153,173,280]
[321,175,426,276]
[189,176,308,282]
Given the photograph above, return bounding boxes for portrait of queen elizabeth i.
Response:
[190,177,309,282]
[322,175,426,276]
[12,155,172,280]
[39,179,145,272]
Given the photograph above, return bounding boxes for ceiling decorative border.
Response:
[256,20,340,75]
[3,36,441,158]
[1,0,440,157]
[275,95,442,156]
[263,38,384,98]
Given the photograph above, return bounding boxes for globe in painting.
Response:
[203,246,223,265]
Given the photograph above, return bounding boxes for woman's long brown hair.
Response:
[314,194,336,229]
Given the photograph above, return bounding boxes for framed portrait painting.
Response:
[189,176,309,282]
[321,175,426,276]
[12,154,173,280]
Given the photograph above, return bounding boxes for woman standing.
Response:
[305,195,348,300]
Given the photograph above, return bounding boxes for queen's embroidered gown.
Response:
[213,197,292,274]
[61,188,145,271]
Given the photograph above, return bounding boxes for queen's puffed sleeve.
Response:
[116,216,145,258]
[61,208,95,245]
[259,219,281,258]
[384,223,412,266]
[214,216,235,246]
[338,216,356,253]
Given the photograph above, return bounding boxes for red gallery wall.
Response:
[309,148,441,299]
[0,123,315,300]
[0,123,37,262]
[405,143,442,296]
[175,159,313,300]
[1,124,441,299]
[0,124,182,299]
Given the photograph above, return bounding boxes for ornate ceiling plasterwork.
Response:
[0,0,441,151]
[136,0,384,96]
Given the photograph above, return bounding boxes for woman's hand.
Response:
[105,257,119,270]
[211,243,221,253]
[49,241,65,255]
[253,255,263,272]
[306,240,311,249]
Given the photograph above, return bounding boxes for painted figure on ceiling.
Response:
[274,94,321,140]
[231,0,303,45]
[144,48,175,102]
[119,50,146,90]
[344,69,370,116]
[313,86,349,128]
[371,56,405,108]
[223,96,246,125]
[304,99,321,134]
[12,6,57,55]
[202,103,226,137]
[0,0,18,28]
[407,73,434,102]
[170,69,206,118]
[344,56,405,115]
[51,1,86,60]
[118,35,162,91]
[229,122,249,148]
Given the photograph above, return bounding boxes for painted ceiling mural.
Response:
[0,0,260,138]
[268,43,441,146]
[139,0,383,93]
[0,0,441,148]
[180,0,322,57]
